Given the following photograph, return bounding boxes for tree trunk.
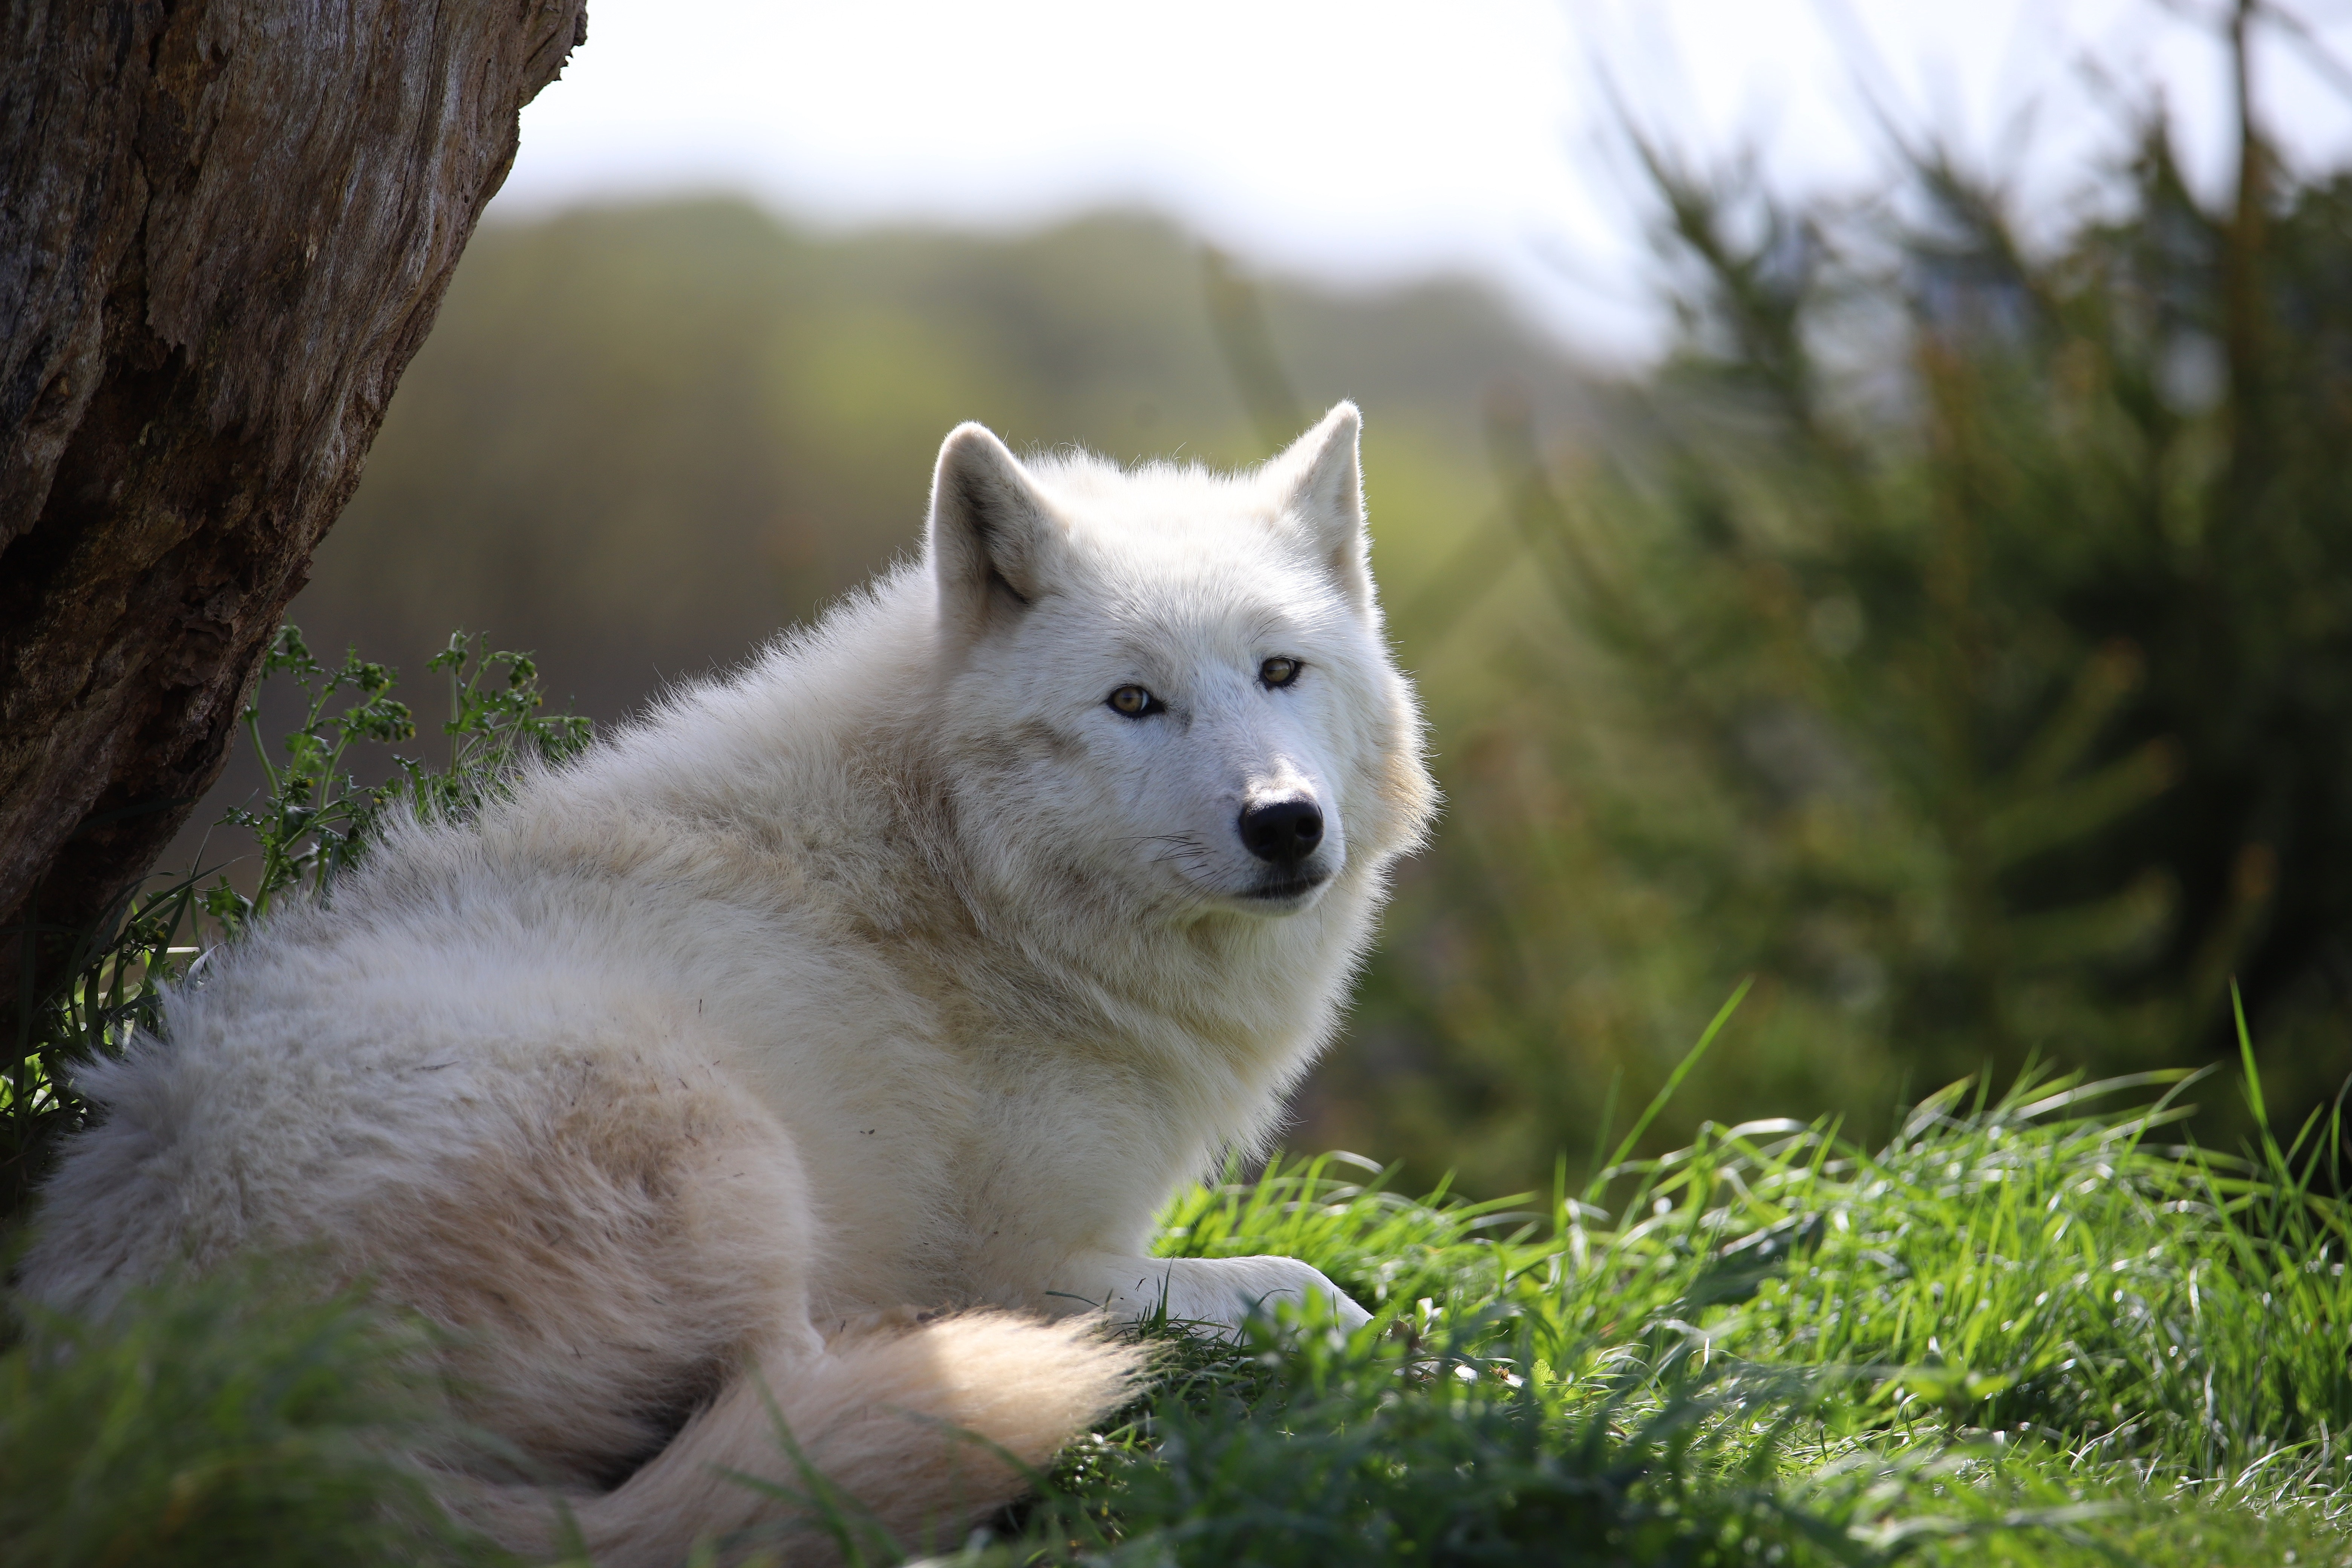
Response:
[0,0,588,995]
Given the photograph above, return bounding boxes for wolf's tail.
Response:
[468,1311,1141,1567]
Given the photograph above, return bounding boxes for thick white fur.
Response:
[20,404,1436,1564]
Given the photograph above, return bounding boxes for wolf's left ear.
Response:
[928,422,1061,642]
[1265,402,1370,610]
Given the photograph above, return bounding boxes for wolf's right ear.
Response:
[1264,402,1370,611]
[927,423,1060,640]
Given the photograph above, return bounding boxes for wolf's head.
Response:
[922,405,1435,934]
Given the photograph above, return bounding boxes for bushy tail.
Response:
[472,1312,1142,1567]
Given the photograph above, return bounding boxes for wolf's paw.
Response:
[1142,1254,1372,1337]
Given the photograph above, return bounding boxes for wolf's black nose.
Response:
[1239,798,1323,864]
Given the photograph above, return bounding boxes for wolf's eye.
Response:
[1260,657,1302,689]
[1107,684,1162,718]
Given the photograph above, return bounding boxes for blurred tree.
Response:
[1321,0,2352,1189]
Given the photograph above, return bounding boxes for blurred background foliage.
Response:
[196,32,2352,1197]
[1327,31,2352,1191]
[285,204,1591,708]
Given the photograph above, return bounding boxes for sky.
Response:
[492,0,2352,364]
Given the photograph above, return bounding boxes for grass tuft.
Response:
[0,1263,514,1568]
[970,1054,2352,1565]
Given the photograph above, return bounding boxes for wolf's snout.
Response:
[1239,798,1324,864]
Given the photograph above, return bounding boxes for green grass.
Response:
[962,1041,2352,1563]
[0,1263,518,1568]
[10,1037,2352,1565]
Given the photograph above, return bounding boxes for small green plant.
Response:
[0,874,201,1228]
[202,626,591,939]
[0,626,589,1231]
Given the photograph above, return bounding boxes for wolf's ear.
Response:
[1265,402,1369,610]
[928,423,1060,640]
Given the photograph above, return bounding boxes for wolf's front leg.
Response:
[1055,1251,1372,1336]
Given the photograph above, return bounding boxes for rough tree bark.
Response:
[0,0,588,1001]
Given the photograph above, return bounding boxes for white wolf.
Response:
[21,403,1436,1563]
